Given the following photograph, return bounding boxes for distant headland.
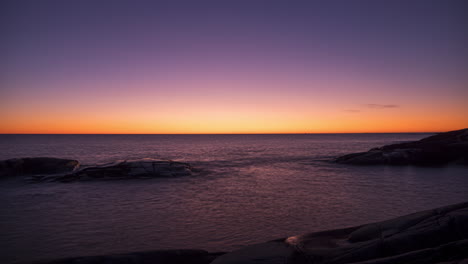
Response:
[336,128,468,166]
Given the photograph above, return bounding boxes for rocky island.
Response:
[336,128,468,166]
[0,157,194,182]
[0,157,79,178]
[26,201,468,264]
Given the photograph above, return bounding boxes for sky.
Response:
[1,0,467,134]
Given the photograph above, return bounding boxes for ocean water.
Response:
[0,134,467,263]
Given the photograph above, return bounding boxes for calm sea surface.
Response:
[1,134,467,263]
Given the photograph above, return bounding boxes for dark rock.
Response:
[211,240,305,264]
[336,128,468,166]
[26,249,224,264]
[0,157,79,178]
[213,202,468,264]
[32,159,194,182]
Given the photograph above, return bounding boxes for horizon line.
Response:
[0,132,440,135]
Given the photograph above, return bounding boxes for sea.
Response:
[1,134,467,263]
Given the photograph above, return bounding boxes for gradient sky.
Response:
[1,0,467,133]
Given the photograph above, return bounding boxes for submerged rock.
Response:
[32,159,194,182]
[213,202,468,264]
[0,157,79,178]
[336,128,468,165]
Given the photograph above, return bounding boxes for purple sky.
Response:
[1,0,467,133]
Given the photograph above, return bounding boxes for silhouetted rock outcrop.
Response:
[0,157,79,178]
[0,157,194,182]
[212,202,468,264]
[336,128,468,165]
[31,159,194,182]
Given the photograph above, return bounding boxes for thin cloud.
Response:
[365,104,399,109]
[343,109,361,113]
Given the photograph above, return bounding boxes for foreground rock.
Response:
[22,202,468,264]
[31,159,194,182]
[213,202,468,264]
[336,128,468,165]
[27,249,224,264]
[0,157,79,178]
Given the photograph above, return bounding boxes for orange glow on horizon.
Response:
[2,103,467,134]
[2,75,467,134]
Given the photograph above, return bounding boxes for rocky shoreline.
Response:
[24,201,468,264]
[336,128,468,166]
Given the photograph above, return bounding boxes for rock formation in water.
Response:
[0,157,79,178]
[32,159,194,182]
[336,128,468,165]
[23,202,468,264]
[0,157,194,182]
